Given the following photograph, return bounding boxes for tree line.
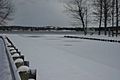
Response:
[0,0,119,36]
[65,0,120,36]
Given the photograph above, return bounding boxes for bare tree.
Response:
[65,0,88,35]
[65,0,119,36]
[93,0,112,35]
[111,0,115,28]
[0,0,13,25]
[92,0,103,35]
[85,7,88,34]
[115,0,119,36]
[103,0,111,35]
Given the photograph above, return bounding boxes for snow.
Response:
[6,34,120,80]
[14,58,24,63]
[18,66,29,72]
[28,79,35,80]
[0,37,12,80]
[69,34,120,41]
[10,49,17,53]
[11,53,20,57]
[9,47,15,50]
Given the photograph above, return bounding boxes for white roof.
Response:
[18,66,30,72]
[14,58,23,63]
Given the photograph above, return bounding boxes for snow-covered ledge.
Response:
[1,36,21,80]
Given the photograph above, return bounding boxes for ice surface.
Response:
[7,34,120,80]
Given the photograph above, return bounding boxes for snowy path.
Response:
[7,34,120,80]
[0,37,12,80]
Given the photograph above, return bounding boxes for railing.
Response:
[0,36,21,80]
[3,36,37,80]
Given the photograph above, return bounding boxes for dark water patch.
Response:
[46,38,61,40]
[64,44,73,46]
[63,40,82,43]
[19,34,45,38]
[27,36,42,38]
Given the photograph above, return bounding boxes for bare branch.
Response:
[0,0,14,25]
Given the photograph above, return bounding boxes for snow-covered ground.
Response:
[5,34,120,80]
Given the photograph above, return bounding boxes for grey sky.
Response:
[10,0,72,27]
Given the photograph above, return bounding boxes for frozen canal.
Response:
[7,34,120,80]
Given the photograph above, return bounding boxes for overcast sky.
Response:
[10,0,72,27]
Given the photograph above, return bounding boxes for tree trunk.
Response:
[112,0,115,28]
[79,8,86,35]
[98,0,103,35]
[104,15,107,35]
[81,16,86,35]
[85,7,88,35]
[104,0,107,35]
[116,0,119,37]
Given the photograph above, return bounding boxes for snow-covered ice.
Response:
[6,34,120,80]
